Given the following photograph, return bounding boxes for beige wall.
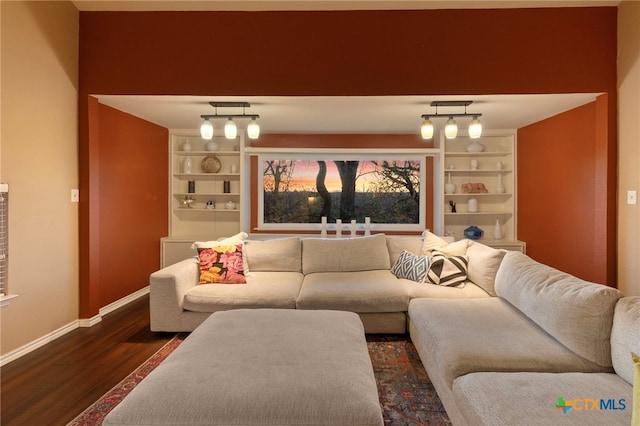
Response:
[0,1,79,356]
[618,1,640,297]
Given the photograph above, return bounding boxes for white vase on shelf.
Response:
[445,173,456,194]
[468,197,478,213]
[493,218,504,240]
[182,140,192,152]
[183,156,192,174]
[496,173,505,194]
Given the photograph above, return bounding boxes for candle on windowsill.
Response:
[321,216,327,238]
[364,217,371,236]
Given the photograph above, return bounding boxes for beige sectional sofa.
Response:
[409,251,639,426]
[150,233,494,333]
[149,233,638,425]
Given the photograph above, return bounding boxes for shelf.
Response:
[174,173,239,179]
[173,150,240,156]
[174,192,240,197]
[174,208,240,213]
[445,193,513,200]
[444,151,511,157]
[445,212,513,216]
[444,169,512,174]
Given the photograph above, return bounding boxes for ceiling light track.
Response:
[420,100,483,140]
[200,101,261,140]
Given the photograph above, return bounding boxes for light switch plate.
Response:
[71,189,79,203]
[627,190,637,205]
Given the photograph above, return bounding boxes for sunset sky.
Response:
[263,160,416,193]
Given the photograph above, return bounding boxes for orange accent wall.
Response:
[96,104,168,307]
[517,95,614,285]
[77,7,619,317]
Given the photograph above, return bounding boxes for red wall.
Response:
[518,96,612,285]
[96,104,168,308]
[78,7,618,317]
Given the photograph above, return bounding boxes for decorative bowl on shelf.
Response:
[206,142,219,151]
[201,155,221,173]
[463,225,484,240]
[466,141,485,153]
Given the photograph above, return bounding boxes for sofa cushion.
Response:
[465,241,506,296]
[302,234,390,274]
[297,270,409,313]
[425,251,468,287]
[610,296,640,384]
[386,236,423,266]
[453,372,632,426]
[495,251,623,367]
[183,271,303,312]
[408,298,611,389]
[243,237,301,274]
[197,244,246,284]
[633,352,640,426]
[405,279,491,299]
[390,250,429,283]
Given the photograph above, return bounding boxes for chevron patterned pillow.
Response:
[426,251,468,287]
[390,250,430,283]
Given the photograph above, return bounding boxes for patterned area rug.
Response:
[68,333,450,426]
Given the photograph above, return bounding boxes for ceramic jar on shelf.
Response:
[445,173,456,194]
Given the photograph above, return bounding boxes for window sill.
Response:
[0,294,18,308]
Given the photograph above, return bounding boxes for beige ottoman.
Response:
[103,309,383,426]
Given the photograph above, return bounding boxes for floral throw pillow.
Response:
[197,244,246,284]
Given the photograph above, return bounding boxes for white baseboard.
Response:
[98,286,149,318]
[0,320,79,367]
[0,286,151,366]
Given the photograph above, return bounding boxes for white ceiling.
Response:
[96,94,600,134]
[86,1,609,134]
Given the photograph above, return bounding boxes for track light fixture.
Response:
[420,101,483,140]
[200,102,260,140]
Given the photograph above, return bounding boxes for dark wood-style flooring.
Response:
[1,295,175,426]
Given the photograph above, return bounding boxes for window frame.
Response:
[256,151,434,233]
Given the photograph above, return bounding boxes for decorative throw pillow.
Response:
[633,352,639,426]
[426,251,468,287]
[390,250,430,283]
[197,244,246,284]
[191,232,248,250]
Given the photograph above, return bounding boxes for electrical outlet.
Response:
[627,190,637,205]
[71,189,79,203]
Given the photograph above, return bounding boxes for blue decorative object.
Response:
[464,225,484,240]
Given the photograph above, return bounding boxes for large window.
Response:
[258,154,428,232]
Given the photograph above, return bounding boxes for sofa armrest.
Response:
[149,257,199,331]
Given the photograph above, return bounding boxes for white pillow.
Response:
[466,241,507,296]
[191,232,248,249]
[421,231,471,257]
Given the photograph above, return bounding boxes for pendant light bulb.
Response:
[468,116,483,139]
[247,118,260,140]
[224,117,237,140]
[444,117,458,140]
[200,118,214,140]
[420,118,434,140]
